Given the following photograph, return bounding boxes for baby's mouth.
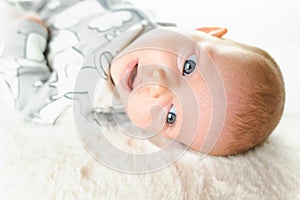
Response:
[128,63,138,91]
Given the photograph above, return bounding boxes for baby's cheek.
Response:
[126,89,152,128]
[126,88,170,134]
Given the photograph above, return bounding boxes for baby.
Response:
[0,0,285,156]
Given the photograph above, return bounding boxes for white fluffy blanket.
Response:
[0,106,299,199]
[1,1,300,199]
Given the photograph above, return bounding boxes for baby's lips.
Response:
[122,60,139,90]
[128,64,138,90]
[121,71,131,92]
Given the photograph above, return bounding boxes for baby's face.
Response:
[110,28,253,155]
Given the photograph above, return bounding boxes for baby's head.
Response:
[110,27,285,156]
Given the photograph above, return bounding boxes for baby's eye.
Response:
[166,105,176,125]
[182,55,197,76]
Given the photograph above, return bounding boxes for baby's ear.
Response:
[196,27,227,38]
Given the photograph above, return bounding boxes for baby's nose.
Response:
[149,69,169,98]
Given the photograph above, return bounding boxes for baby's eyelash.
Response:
[166,105,176,125]
[177,54,197,76]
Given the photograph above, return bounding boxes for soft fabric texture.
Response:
[0,107,299,199]
[1,0,300,199]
